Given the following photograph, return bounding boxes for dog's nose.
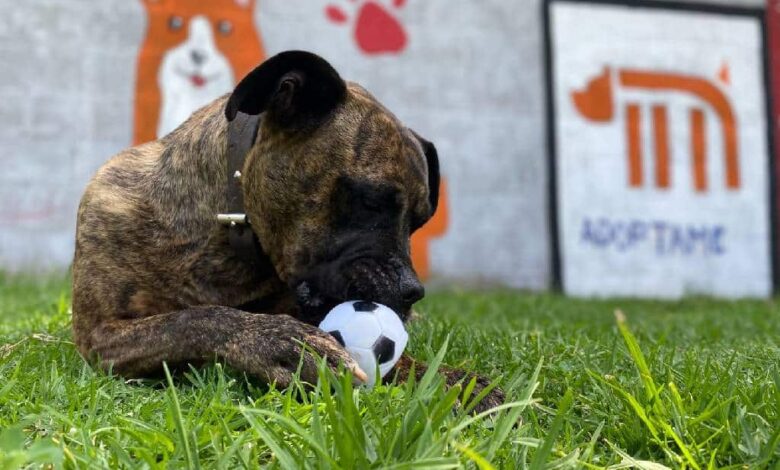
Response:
[191,50,206,65]
[399,276,425,308]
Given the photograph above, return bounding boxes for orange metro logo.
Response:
[571,66,739,192]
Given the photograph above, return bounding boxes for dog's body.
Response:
[73,51,501,408]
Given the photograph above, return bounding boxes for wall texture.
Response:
[0,0,144,269]
[0,0,767,293]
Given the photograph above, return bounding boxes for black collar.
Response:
[217,111,265,266]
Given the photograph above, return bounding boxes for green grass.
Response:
[0,273,778,469]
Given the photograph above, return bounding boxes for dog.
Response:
[73,51,502,409]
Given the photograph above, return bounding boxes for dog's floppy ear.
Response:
[225,50,347,128]
[411,131,440,217]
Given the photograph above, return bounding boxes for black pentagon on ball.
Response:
[372,335,396,364]
[353,301,379,312]
[328,330,346,347]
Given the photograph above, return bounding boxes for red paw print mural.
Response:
[325,0,408,55]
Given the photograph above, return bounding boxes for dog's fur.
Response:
[73,51,502,408]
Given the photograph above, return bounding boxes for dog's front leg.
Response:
[387,354,505,412]
[82,307,365,386]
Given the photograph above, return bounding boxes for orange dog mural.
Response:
[133,0,265,145]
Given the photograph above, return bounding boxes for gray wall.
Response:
[0,0,144,269]
[0,0,765,290]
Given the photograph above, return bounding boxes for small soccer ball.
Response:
[319,300,408,387]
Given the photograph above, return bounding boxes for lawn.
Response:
[0,273,778,469]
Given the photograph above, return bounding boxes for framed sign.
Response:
[544,0,775,297]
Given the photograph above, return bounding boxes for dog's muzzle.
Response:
[293,254,424,324]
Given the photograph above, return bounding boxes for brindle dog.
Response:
[72,51,502,409]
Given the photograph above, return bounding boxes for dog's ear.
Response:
[225,50,347,129]
[411,131,440,217]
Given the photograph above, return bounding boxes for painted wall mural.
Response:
[324,0,409,55]
[134,0,266,145]
[548,0,773,297]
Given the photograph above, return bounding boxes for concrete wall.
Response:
[0,0,766,291]
[0,0,144,269]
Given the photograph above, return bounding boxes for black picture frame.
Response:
[542,0,777,293]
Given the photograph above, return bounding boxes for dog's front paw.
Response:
[460,372,506,413]
[223,314,367,387]
[389,355,504,413]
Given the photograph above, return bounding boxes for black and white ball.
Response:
[319,300,408,387]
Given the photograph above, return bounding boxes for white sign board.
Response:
[547,0,773,297]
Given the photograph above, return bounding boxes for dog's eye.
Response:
[217,19,233,36]
[361,197,382,212]
[360,186,401,213]
[168,15,184,31]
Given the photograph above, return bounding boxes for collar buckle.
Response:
[216,213,248,226]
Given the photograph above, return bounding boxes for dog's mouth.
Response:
[190,74,207,87]
[292,280,333,324]
[289,250,423,326]
[293,280,411,326]
[293,281,348,325]
[173,67,220,88]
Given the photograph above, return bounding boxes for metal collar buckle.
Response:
[216,213,248,227]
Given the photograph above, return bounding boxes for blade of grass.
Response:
[529,388,573,470]
[456,443,496,470]
[163,362,200,470]
[240,406,301,469]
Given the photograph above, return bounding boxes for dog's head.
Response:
[226,51,439,322]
